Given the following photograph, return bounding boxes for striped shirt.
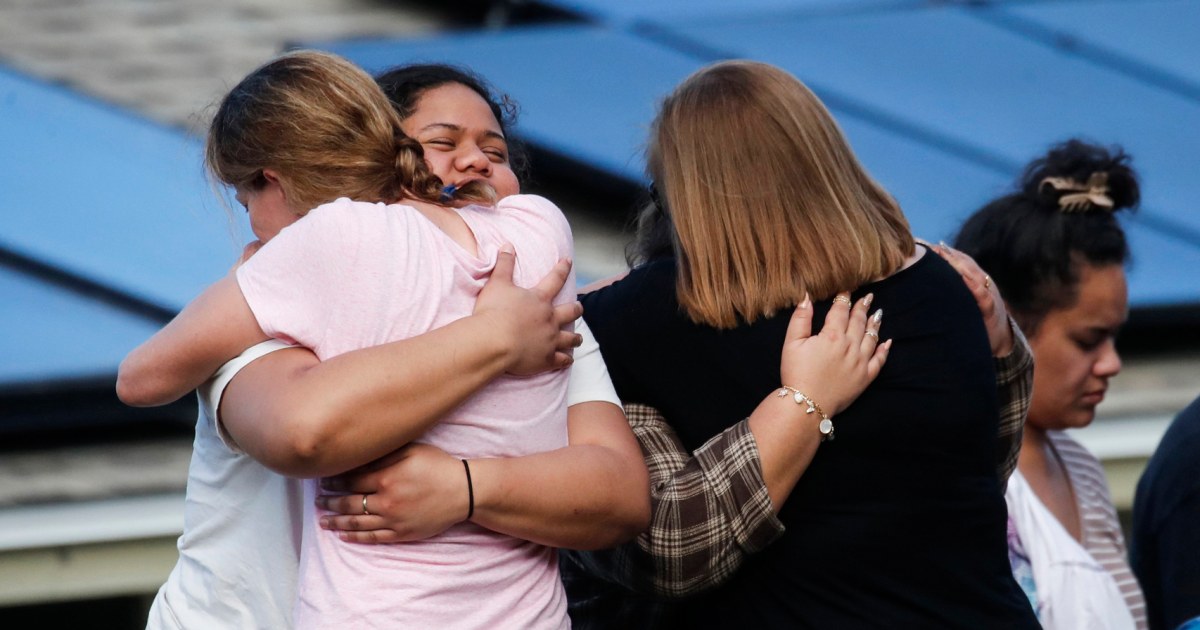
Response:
[1048,430,1149,629]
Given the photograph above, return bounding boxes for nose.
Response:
[1094,339,1122,378]
[455,145,492,174]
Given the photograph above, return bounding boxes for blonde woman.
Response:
[568,61,1039,628]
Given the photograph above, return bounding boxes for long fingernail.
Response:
[872,309,883,323]
[801,293,811,308]
[863,293,874,308]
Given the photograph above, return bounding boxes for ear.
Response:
[261,168,283,190]
[261,168,299,214]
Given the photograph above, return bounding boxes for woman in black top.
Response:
[579,60,1038,628]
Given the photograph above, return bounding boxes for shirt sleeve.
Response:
[567,319,621,408]
[198,339,294,452]
[572,403,784,598]
[994,315,1033,486]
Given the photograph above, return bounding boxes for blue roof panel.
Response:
[0,267,161,386]
[532,0,916,25]
[995,0,1200,94]
[0,68,249,313]
[668,5,1200,247]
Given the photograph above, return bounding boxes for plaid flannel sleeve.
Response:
[571,403,784,598]
[994,316,1033,485]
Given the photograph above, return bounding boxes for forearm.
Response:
[470,447,649,550]
[222,314,517,478]
[468,402,649,550]
[747,390,825,511]
[117,273,266,407]
[994,316,1033,484]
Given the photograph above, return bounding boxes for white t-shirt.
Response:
[147,339,301,630]
[146,320,618,629]
[1006,470,1137,630]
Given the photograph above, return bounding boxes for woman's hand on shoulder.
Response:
[928,241,1014,357]
[779,292,890,417]
[476,243,583,375]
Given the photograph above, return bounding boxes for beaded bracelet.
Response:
[778,386,835,441]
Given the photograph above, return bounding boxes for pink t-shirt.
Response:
[237,195,574,629]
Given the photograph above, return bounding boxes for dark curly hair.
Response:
[953,139,1139,335]
[374,63,529,182]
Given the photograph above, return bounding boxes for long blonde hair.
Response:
[205,50,493,214]
[649,61,914,328]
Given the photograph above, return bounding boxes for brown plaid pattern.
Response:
[995,317,1034,486]
[623,403,782,597]
[567,318,1034,605]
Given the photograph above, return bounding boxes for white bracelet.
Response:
[778,386,835,441]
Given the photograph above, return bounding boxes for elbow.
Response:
[116,356,175,407]
[577,475,652,550]
[264,406,344,478]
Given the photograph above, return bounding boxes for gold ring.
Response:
[833,295,852,306]
[362,494,371,516]
[865,330,879,340]
[983,275,991,289]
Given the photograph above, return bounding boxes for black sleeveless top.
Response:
[580,251,1037,629]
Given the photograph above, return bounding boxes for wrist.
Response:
[466,312,521,372]
[462,459,476,522]
[777,386,835,441]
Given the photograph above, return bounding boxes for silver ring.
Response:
[865,330,879,340]
[833,295,852,306]
[362,494,371,516]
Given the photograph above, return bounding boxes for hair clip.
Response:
[1039,172,1114,212]
[439,183,458,203]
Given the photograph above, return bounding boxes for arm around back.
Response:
[117,273,269,407]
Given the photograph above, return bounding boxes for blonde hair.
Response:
[205,50,493,214]
[649,60,914,328]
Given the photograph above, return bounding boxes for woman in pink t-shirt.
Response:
[119,50,621,628]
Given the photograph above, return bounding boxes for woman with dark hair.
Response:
[954,139,1148,629]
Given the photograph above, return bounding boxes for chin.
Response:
[1063,408,1098,430]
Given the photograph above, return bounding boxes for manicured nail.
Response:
[863,293,874,308]
[499,243,515,254]
[872,309,883,323]
[801,293,811,308]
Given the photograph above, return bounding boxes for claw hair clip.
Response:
[1039,172,1114,212]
